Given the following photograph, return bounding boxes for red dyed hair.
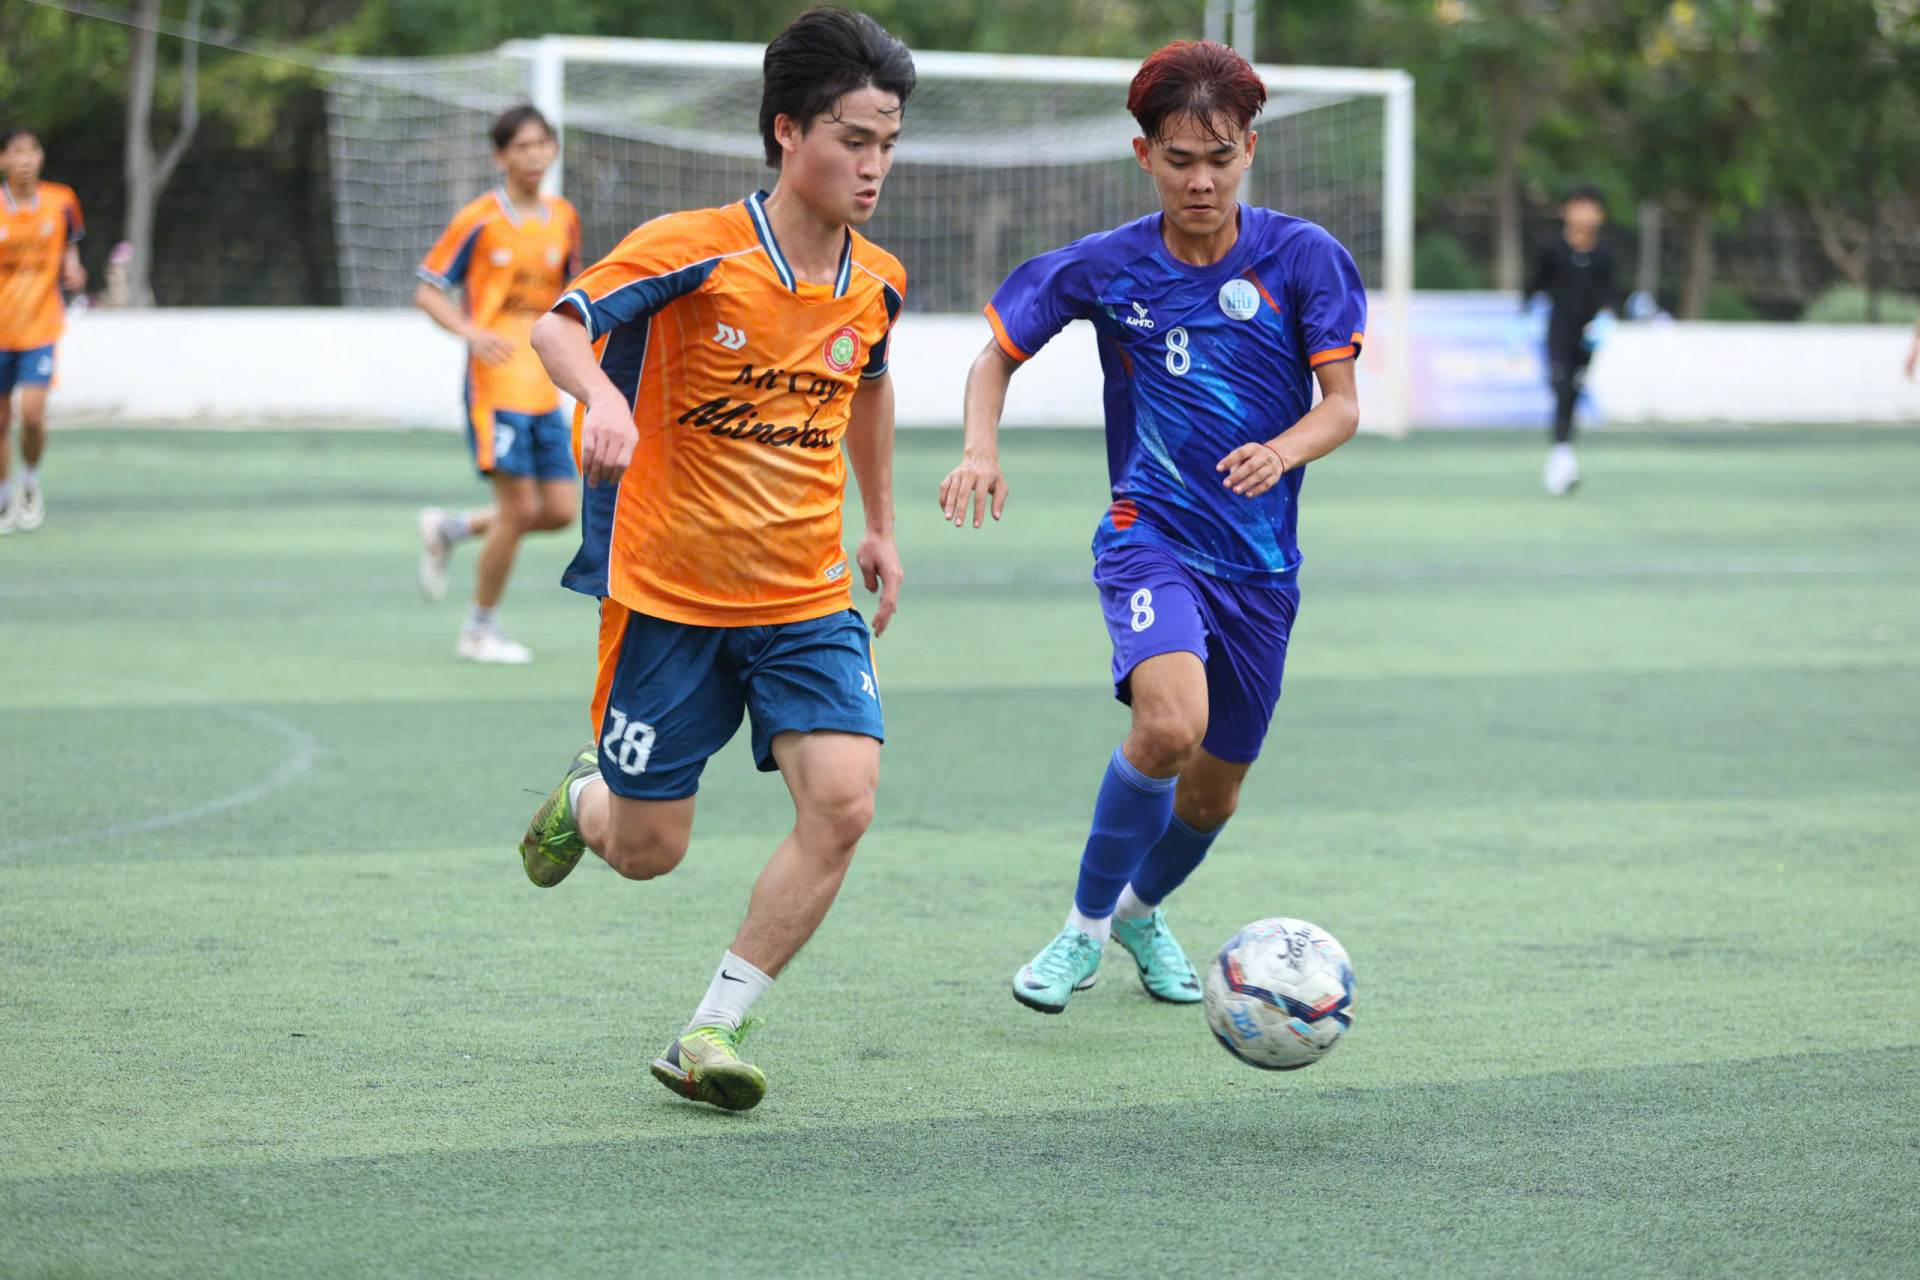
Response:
[1126,40,1267,143]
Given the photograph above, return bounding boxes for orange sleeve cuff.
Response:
[1308,333,1365,367]
[984,304,1031,362]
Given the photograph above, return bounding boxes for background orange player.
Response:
[517,6,912,1112]
[0,127,85,536]
[413,106,582,663]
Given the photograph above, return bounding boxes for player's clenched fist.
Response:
[1217,441,1288,498]
[939,454,1008,528]
[578,395,637,487]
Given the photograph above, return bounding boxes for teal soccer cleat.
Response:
[1012,925,1103,1014]
[1110,907,1202,1003]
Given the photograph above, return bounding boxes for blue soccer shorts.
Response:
[1093,540,1300,764]
[590,601,885,801]
[468,405,577,481]
[0,345,55,394]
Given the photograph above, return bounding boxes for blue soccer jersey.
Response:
[985,206,1366,585]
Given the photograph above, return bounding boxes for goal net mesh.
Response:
[327,44,1387,315]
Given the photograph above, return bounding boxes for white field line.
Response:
[0,554,1911,601]
[0,705,317,855]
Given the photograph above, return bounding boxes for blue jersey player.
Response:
[939,39,1366,1014]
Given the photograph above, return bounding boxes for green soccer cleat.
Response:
[517,746,600,888]
[1012,925,1103,1014]
[1110,907,1202,1003]
[650,1021,767,1112]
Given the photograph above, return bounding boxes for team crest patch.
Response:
[824,327,860,374]
[1218,278,1261,321]
[545,246,563,266]
[490,247,514,267]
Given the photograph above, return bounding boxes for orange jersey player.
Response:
[412,105,583,664]
[0,127,85,536]
[520,5,913,1113]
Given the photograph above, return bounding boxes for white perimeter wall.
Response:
[45,306,1920,428]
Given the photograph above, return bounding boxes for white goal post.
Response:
[327,36,1413,429]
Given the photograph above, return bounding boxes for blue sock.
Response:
[1073,747,1177,919]
[1130,815,1223,908]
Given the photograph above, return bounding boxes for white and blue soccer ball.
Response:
[1204,917,1355,1071]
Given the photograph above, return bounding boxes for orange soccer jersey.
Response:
[0,181,83,352]
[418,190,581,457]
[556,191,905,629]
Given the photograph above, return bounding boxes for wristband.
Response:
[1254,442,1289,473]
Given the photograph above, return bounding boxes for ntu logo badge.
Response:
[823,327,860,374]
[1218,278,1261,321]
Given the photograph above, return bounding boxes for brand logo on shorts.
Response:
[824,327,860,374]
[1218,278,1261,321]
[490,247,514,267]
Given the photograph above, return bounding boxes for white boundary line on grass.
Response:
[0,705,317,855]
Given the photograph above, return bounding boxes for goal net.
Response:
[326,37,1412,427]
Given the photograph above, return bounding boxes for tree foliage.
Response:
[2,0,1916,312]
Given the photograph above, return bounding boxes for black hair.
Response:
[1562,183,1606,211]
[759,6,915,169]
[490,105,553,152]
[0,127,40,151]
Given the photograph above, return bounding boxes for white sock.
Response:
[19,463,37,490]
[1067,904,1112,946]
[0,479,10,505]
[687,951,774,1032]
[466,604,498,631]
[438,511,472,542]
[566,770,601,815]
[1113,884,1155,922]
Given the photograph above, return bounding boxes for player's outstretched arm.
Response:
[61,245,85,295]
[414,282,512,366]
[940,340,1019,528]
[1906,319,1919,381]
[530,309,636,487]
[1217,359,1361,498]
[846,372,903,637]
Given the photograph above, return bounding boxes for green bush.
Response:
[1704,284,1759,321]
[1414,232,1488,290]
[1800,284,1920,325]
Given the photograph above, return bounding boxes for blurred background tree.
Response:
[2,0,1915,314]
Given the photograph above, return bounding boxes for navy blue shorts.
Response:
[1093,541,1299,765]
[0,345,55,394]
[591,602,884,801]
[469,405,577,481]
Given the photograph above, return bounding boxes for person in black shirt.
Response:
[1523,186,1618,495]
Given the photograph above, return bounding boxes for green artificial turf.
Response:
[2,424,1916,1277]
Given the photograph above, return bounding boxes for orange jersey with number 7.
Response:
[553,191,905,629]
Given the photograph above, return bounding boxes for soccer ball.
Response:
[1204,917,1355,1071]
